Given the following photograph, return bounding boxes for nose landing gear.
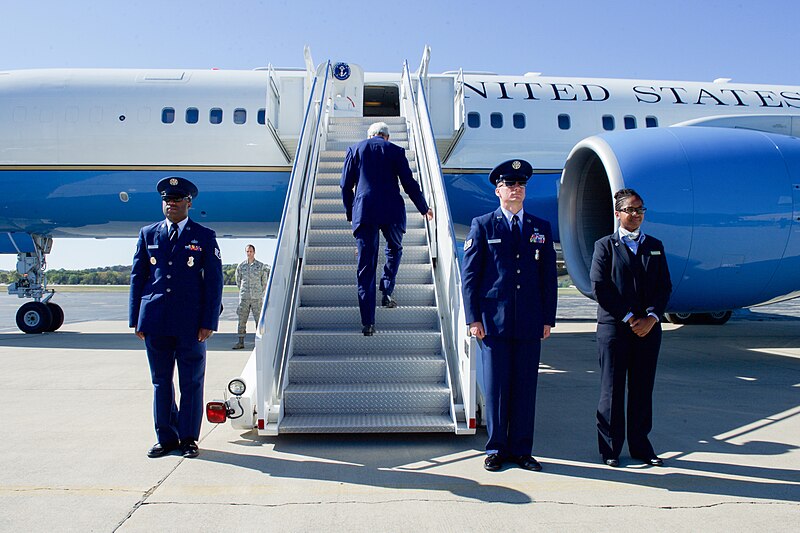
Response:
[7,234,65,334]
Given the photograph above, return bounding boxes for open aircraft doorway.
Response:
[363,84,400,117]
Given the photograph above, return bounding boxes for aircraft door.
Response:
[327,62,364,117]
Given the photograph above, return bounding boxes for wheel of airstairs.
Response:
[279,116,455,433]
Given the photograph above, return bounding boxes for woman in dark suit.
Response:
[590,188,672,467]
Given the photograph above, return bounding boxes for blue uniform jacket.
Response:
[340,136,429,231]
[461,207,558,338]
[129,218,223,336]
[590,233,672,325]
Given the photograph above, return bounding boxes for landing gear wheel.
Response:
[45,302,64,331]
[16,302,53,334]
[703,310,732,325]
[665,312,692,324]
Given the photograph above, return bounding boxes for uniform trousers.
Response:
[481,335,541,457]
[596,322,661,459]
[353,222,404,326]
[237,297,261,335]
[145,334,206,446]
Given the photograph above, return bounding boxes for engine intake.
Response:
[558,126,800,311]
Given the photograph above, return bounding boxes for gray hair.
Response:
[367,121,390,138]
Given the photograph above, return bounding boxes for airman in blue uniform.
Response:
[130,176,223,459]
[341,121,433,335]
[461,159,558,472]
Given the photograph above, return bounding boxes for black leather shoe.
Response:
[362,325,375,336]
[381,294,397,308]
[633,456,663,466]
[484,453,504,471]
[147,442,178,458]
[603,457,620,467]
[514,455,542,471]
[181,440,199,458]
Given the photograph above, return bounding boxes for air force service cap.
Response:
[157,176,199,200]
[489,159,533,186]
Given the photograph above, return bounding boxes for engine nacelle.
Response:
[559,126,800,311]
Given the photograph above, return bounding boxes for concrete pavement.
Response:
[0,313,798,531]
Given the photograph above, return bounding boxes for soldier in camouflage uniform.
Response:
[232,244,270,349]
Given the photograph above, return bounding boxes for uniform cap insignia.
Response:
[169,178,178,186]
[512,160,521,170]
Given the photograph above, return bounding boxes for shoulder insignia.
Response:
[215,248,222,260]
[464,238,473,251]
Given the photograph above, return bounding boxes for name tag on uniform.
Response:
[651,250,661,255]
[147,244,159,249]
[487,238,502,244]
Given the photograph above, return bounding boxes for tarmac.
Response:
[0,291,799,532]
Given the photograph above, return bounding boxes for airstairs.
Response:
[223,55,478,435]
[281,116,453,432]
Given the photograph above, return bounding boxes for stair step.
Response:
[299,283,435,307]
[279,413,454,433]
[302,264,432,285]
[312,197,422,213]
[329,116,407,125]
[320,150,415,161]
[292,330,441,356]
[282,383,451,414]
[306,228,427,246]
[295,305,439,329]
[326,140,409,150]
[287,354,446,383]
[304,245,430,265]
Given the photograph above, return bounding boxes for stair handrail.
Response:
[253,61,332,432]
[400,58,477,432]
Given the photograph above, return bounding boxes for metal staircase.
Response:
[280,116,455,433]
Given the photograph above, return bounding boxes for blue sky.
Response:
[2,0,799,269]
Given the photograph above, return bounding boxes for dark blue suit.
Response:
[461,207,557,457]
[129,218,223,446]
[590,232,672,460]
[340,136,429,326]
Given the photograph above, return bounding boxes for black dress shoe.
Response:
[633,456,663,466]
[181,440,199,458]
[147,442,178,458]
[362,324,375,336]
[381,294,397,308]
[603,457,620,467]
[514,455,542,471]
[484,453,504,471]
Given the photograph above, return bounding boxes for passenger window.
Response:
[186,108,199,124]
[624,116,636,129]
[161,107,175,124]
[558,114,571,130]
[257,108,266,125]
[234,108,247,124]
[210,108,223,124]
[513,113,526,129]
[467,112,481,128]
[602,115,615,131]
[645,116,658,128]
[490,112,503,128]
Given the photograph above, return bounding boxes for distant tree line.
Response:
[0,264,263,286]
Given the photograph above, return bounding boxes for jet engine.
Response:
[559,126,800,321]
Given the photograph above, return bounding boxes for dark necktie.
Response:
[169,223,178,243]
[511,215,521,249]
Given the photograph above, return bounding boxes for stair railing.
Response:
[253,61,332,434]
[400,56,477,434]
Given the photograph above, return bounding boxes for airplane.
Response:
[2,49,800,333]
